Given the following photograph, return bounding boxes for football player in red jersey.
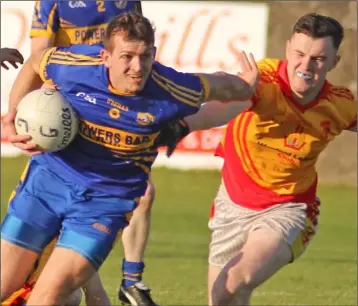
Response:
[158,13,356,305]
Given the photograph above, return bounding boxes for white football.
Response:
[15,88,79,152]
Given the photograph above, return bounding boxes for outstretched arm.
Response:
[157,99,252,157]
[197,51,259,103]
[185,100,252,132]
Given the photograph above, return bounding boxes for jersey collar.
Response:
[277,60,330,112]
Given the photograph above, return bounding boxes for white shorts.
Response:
[208,181,320,267]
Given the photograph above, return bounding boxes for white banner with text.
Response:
[1,1,268,168]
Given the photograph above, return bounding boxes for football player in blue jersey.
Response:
[30,1,160,305]
[1,12,259,305]
[30,0,142,51]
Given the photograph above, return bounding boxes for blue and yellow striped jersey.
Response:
[35,44,206,198]
[30,0,141,46]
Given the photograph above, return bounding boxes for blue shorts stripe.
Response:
[2,158,138,269]
[1,214,51,253]
[57,229,115,269]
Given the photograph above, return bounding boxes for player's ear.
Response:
[329,54,340,71]
[100,49,111,68]
[152,46,157,60]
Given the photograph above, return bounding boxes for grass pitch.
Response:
[1,156,356,305]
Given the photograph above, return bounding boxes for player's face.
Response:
[286,33,340,102]
[101,34,156,94]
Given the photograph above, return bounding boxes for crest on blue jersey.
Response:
[136,113,155,126]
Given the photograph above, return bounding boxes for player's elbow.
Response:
[27,53,41,75]
[29,48,50,75]
[31,37,53,55]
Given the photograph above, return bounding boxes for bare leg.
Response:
[1,239,38,301]
[208,265,221,306]
[122,178,155,263]
[210,229,292,306]
[27,248,96,305]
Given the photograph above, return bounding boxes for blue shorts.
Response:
[1,158,138,269]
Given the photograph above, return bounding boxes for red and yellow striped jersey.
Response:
[216,58,356,210]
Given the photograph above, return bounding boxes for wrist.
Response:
[178,119,190,136]
[3,108,16,124]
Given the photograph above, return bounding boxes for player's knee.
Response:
[29,265,87,304]
[145,180,156,203]
[139,181,156,211]
[229,267,258,295]
[29,278,80,305]
[28,288,61,305]
[212,284,253,305]
[212,270,255,305]
[234,272,256,294]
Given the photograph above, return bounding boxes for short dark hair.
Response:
[293,13,344,50]
[104,12,155,50]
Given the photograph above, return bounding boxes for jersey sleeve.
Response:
[151,62,208,118]
[30,0,59,39]
[330,87,357,131]
[39,47,58,85]
[38,45,102,86]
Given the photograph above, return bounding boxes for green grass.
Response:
[1,156,357,305]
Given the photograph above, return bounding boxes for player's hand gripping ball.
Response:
[15,88,79,152]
